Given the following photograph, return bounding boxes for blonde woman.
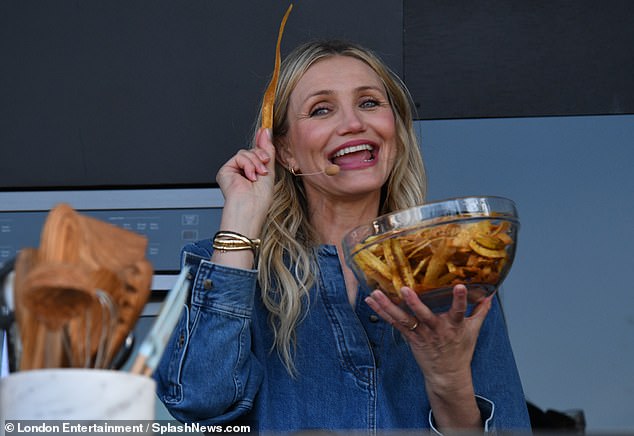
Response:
[155,40,531,434]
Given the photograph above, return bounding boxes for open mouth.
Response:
[329,144,376,167]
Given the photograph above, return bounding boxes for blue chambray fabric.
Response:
[154,239,531,435]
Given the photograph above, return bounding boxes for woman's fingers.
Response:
[365,290,413,333]
[255,128,275,163]
[233,149,269,181]
[400,287,437,330]
[365,288,435,336]
[366,285,493,336]
[218,128,275,183]
[255,128,274,152]
[467,293,493,330]
[446,284,468,325]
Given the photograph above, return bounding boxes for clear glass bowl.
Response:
[342,196,519,309]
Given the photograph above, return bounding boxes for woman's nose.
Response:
[336,107,365,135]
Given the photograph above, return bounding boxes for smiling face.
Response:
[280,55,397,202]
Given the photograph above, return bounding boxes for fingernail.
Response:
[367,291,381,304]
[266,128,272,140]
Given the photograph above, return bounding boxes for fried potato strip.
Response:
[261,4,293,130]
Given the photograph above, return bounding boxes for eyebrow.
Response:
[303,85,386,101]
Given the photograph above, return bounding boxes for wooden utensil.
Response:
[14,204,152,370]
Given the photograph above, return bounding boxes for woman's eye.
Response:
[360,99,380,109]
[309,106,330,117]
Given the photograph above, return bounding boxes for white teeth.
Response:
[332,144,374,158]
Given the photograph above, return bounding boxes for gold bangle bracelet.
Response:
[212,231,261,257]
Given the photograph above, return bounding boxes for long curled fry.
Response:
[261,4,293,129]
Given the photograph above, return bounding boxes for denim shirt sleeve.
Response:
[153,241,264,424]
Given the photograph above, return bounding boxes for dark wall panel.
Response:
[404,0,634,119]
[3,1,632,189]
[0,1,402,189]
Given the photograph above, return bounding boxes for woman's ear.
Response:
[275,139,295,170]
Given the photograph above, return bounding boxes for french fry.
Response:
[355,250,400,300]
[426,235,457,286]
[468,239,507,258]
[355,249,391,280]
[383,240,404,291]
[412,256,429,277]
[391,239,416,289]
[261,4,293,130]
[474,234,505,250]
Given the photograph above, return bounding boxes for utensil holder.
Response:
[0,368,156,422]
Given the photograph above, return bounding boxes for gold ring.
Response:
[408,320,419,331]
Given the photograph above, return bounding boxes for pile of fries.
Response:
[350,218,515,304]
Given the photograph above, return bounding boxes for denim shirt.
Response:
[154,239,531,434]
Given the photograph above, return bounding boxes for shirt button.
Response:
[369,314,380,323]
[203,279,213,290]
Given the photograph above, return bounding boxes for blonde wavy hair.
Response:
[252,40,427,374]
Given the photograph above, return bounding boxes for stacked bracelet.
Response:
[212,231,261,257]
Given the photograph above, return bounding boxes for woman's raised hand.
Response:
[215,128,276,234]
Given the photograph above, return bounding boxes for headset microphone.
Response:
[294,164,340,177]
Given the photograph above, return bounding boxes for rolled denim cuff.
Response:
[429,394,495,435]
